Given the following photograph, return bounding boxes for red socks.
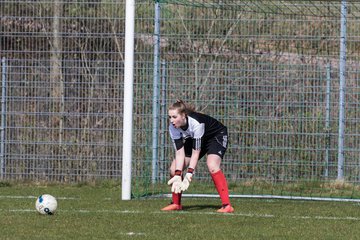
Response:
[171,171,182,205]
[211,170,230,206]
[170,170,229,206]
[172,192,182,205]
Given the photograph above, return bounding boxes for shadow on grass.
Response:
[182,204,219,211]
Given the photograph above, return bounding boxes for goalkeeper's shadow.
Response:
[182,204,218,211]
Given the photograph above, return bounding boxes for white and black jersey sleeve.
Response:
[169,124,184,150]
[192,120,204,150]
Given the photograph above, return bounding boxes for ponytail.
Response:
[169,99,195,115]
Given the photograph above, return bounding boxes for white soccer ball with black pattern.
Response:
[35,194,58,215]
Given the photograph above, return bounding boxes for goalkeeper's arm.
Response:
[180,149,200,191]
[167,146,186,193]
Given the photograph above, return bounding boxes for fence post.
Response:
[152,0,161,183]
[337,0,347,181]
[1,57,7,180]
[325,63,331,178]
[160,60,167,182]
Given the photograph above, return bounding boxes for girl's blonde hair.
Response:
[169,99,195,115]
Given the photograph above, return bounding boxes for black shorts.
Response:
[184,128,228,160]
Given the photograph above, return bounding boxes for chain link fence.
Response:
[1,1,126,182]
[1,0,360,199]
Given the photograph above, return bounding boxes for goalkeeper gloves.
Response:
[180,168,194,192]
[167,170,182,194]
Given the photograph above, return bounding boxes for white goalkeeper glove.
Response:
[167,174,182,194]
[180,168,194,192]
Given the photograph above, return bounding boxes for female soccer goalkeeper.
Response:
[161,100,234,213]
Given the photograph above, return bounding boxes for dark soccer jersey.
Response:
[169,112,226,150]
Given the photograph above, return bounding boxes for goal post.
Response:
[128,0,360,202]
[122,0,135,200]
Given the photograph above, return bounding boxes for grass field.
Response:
[1,183,360,240]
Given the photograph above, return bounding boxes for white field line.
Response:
[0,195,77,200]
[121,232,146,236]
[1,208,360,221]
[4,194,360,202]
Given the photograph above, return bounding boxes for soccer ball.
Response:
[35,194,58,215]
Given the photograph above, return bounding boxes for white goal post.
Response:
[122,0,135,200]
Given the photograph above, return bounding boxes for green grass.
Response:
[1,184,360,240]
[139,179,360,200]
